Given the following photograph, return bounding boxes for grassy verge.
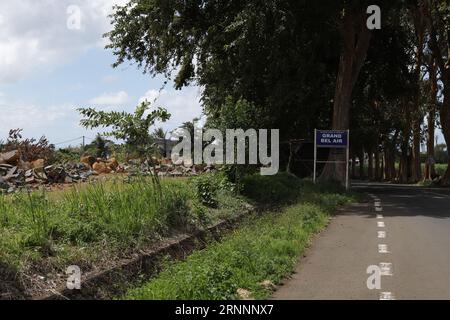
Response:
[0,174,248,286]
[124,181,356,300]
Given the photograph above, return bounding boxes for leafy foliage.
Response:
[190,174,219,208]
[78,101,170,157]
[106,1,343,140]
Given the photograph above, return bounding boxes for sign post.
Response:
[313,129,350,190]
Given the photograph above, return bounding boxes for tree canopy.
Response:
[106,0,450,185]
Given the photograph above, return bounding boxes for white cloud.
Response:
[140,89,163,104]
[0,102,75,140]
[102,75,120,84]
[139,87,204,131]
[0,0,128,84]
[89,91,130,106]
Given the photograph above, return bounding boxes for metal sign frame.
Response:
[313,129,350,190]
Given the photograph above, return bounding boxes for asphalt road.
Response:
[272,182,450,300]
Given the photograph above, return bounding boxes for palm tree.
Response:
[180,117,200,148]
[152,127,168,157]
[93,135,109,158]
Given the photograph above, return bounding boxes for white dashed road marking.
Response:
[379,263,393,276]
[380,292,395,300]
[378,244,389,254]
[368,193,395,300]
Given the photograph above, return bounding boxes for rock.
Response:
[174,159,184,166]
[0,164,14,170]
[44,166,67,183]
[106,158,119,171]
[34,171,47,181]
[80,155,96,169]
[31,159,45,170]
[0,177,9,190]
[1,166,19,181]
[18,160,32,170]
[25,170,34,178]
[193,164,205,173]
[64,176,73,184]
[25,176,36,184]
[92,162,112,174]
[0,150,20,165]
[160,158,173,166]
[183,158,193,167]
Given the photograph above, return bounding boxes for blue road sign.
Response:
[316,130,348,148]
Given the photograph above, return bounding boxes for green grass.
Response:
[0,174,247,274]
[0,171,356,299]
[124,181,355,300]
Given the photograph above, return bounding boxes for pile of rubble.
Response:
[125,157,217,177]
[0,150,96,193]
[0,150,217,193]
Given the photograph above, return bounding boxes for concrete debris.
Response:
[260,280,276,291]
[237,288,253,300]
[0,150,20,165]
[0,150,217,193]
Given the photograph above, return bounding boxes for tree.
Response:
[92,134,110,159]
[425,0,450,185]
[78,101,170,158]
[152,127,169,157]
[409,0,426,182]
[424,55,440,180]
[106,0,342,143]
[318,2,373,182]
[435,143,449,164]
[106,0,440,185]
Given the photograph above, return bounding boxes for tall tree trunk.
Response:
[320,9,371,184]
[411,5,425,183]
[386,130,399,182]
[426,0,450,185]
[441,86,450,185]
[399,145,409,184]
[425,58,438,180]
[359,150,365,179]
[367,148,374,180]
[351,154,356,178]
[375,149,381,181]
[383,150,389,181]
[399,102,411,184]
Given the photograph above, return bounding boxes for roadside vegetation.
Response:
[124,178,356,300]
[0,173,247,292]
[0,171,355,299]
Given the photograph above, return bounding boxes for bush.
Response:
[190,174,219,208]
[241,173,304,204]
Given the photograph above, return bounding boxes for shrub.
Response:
[241,172,304,204]
[190,174,219,208]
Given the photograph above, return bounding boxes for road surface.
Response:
[272,182,450,300]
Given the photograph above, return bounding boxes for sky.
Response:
[0,0,203,147]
